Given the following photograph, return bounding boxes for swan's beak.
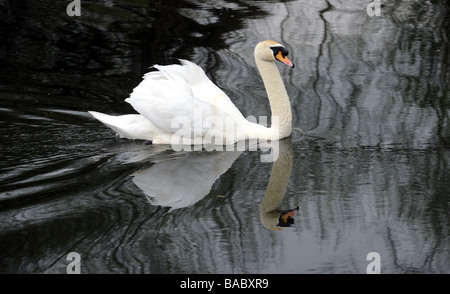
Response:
[275,51,294,68]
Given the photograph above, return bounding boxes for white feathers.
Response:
[90,59,252,144]
[125,61,197,134]
[88,41,294,144]
[87,111,159,140]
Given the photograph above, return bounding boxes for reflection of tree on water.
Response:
[130,139,298,230]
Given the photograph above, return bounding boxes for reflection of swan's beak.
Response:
[278,206,299,227]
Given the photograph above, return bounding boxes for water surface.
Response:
[0,0,449,273]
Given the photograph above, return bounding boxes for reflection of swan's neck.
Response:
[260,139,293,231]
[255,59,292,140]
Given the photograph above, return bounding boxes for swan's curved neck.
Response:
[255,59,292,140]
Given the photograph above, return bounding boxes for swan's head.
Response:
[255,40,294,68]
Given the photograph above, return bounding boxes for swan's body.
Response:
[89,40,294,145]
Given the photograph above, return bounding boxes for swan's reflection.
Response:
[132,151,241,211]
[130,139,297,230]
[259,139,298,231]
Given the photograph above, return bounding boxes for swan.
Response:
[88,40,294,145]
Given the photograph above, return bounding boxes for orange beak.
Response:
[276,51,294,68]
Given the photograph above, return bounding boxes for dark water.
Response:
[0,0,449,274]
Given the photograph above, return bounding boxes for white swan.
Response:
[88,40,294,144]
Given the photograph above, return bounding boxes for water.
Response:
[0,0,449,274]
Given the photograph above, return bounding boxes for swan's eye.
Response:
[270,46,294,68]
[270,46,289,59]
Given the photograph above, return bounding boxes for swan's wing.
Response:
[125,66,197,135]
[125,60,246,138]
[178,60,246,122]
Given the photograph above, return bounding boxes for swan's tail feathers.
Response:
[88,111,157,141]
[88,111,128,138]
